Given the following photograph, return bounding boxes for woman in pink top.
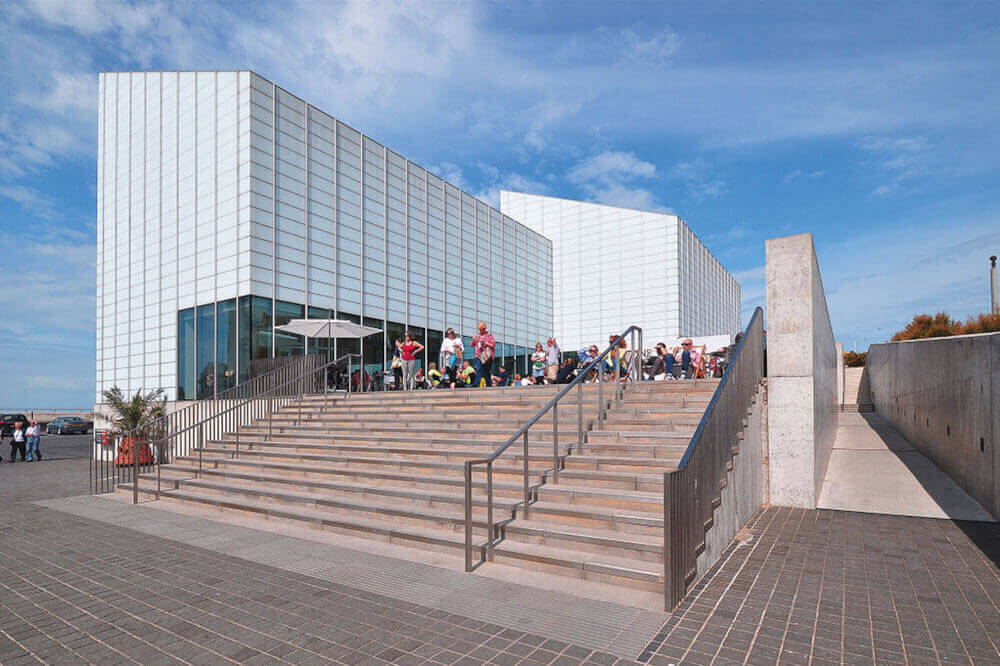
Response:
[400,331,425,391]
[471,321,496,388]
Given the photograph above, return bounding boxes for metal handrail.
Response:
[113,353,360,503]
[662,306,765,609]
[463,326,643,571]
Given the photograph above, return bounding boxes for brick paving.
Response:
[638,509,1000,665]
[2,454,999,664]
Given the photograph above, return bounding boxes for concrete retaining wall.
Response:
[698,381,767,575]
[867,332,999,519]
[765,233,839,508]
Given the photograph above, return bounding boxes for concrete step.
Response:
[124,479,664,589]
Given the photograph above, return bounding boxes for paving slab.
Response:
[817,412,995,520]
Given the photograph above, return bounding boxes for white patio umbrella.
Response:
[274,318,382,364]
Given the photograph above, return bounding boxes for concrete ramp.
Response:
[817,412,995,521]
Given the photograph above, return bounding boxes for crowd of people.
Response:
[381,321,727,390]
[1,419,42,463]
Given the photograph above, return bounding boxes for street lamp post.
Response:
[990,256,999,315]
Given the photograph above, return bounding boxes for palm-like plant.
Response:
[100,387,166,439]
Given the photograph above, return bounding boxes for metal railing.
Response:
[463,326,643,571]
[662,306,764,610]
[92,353,362,500]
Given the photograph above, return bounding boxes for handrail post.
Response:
[663,470,676,610]
[156,440,161,500]
[552,403,559,480]
[486,462,494,562]
[598,360,604,426]
[577,380,584,453]
[132,431,139,505]
[198,423,203,478]
[464,461,473,571]
[522,431,530,519]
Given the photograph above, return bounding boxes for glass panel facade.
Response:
[427,329,443,372]
[274,300,305,356]
[238,296,251,384]
[307,306,332,360]
[177,308,195,400]
[216,298,238,393]
[363,317,384,376]
[250,296,273,361]
[386,320,406,366]
[196,303,216,399]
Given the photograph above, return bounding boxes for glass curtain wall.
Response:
[250,296,273,362]
[196,304,216,399]
[336,311,361,384]
[363,317,384,378]
[177,309,196,400]
[307,306,332,363]
[216,299,238,393]
[427,329,443,372]
[178,296,542,396]
[275,301,305,356]
[238,296,251,383]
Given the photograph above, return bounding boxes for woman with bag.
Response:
[471,322,496,388]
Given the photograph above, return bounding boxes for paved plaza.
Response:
[0,447,998,664]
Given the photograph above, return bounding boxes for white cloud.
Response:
[620,28,681,66]
[0,184,58,218]
[784,169,826,183]
[568,151,657,184]
[670,159,726,202]
[566,151,666,211]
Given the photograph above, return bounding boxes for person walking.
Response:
[471,322,496,388]
[531,342,547,383]
[400,331,424,391]
[25,419,41,462]
[545,338,561,383]
[9,421,27,462]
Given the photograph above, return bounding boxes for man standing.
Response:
[545,337,561,383]
[25,419,42,462]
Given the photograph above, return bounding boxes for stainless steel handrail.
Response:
[93,353,321,496]
[119,353,360,503]
[463,326,643,571]
[662,307,764,609]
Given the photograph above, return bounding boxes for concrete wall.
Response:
[867,332,999,519]
[698,381,767,575]
[765,233,839,508]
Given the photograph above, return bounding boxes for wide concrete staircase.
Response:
[122,380,718,593]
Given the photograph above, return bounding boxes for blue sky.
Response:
[1,1,999,407]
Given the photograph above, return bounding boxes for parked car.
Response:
[46,416,90,435]
[0,414,28,436]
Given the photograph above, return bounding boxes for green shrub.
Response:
[843,351,867,367]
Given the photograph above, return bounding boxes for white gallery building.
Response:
[96,71,553,403]
[500,191,740,352]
